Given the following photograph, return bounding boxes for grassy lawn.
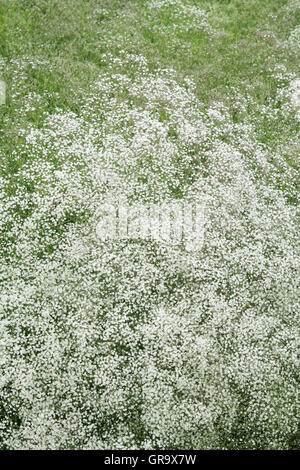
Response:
[0,0,299,450]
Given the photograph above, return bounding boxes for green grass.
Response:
[1,0,299,148]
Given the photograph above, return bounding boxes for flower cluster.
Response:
[148,0,212,34]
[289,25,300,47]
[0,46,299,449]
